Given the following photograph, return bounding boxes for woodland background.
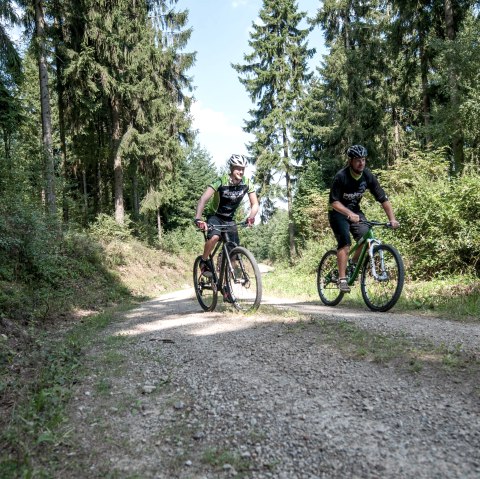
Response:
[0,0,479,324]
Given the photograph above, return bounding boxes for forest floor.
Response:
[47,288,479,478]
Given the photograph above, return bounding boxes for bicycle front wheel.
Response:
[226,246,262,312]
[317,249,344,306]
[361,244,404,312]
[193,255,218,311]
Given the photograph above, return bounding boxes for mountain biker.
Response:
[194,154,259,287]
[329,144,400,293]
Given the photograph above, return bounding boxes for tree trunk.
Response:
[283,129,295,259]
[82,168,88,226]
[392,103,401,164]
[132,170,139,219]
[54,16,69,223]
[111,96,124,225]
[34,0,56,216]
[157,208,162,241]
[444,0,464,173]
[418,28,431,145]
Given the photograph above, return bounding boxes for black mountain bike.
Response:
[317,220,405,312]
[193,223,262,313]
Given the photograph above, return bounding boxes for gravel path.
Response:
[65,289,480,479]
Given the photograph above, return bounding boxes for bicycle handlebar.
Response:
[195,222,250,233]
[360,220,396,228]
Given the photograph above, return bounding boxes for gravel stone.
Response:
[65,289,480,478]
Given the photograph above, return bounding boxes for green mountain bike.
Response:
[193,223,262,313]
[317,220,405,312]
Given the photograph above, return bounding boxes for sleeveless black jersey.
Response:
[205,174,255,220]
[329,167,388,212]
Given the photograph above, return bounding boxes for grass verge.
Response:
[0,304,138,478]
[262,269,479,321]
[261,304,480,381]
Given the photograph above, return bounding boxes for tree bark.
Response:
[34,0,57,216]
[444,0,464,173]
[418,28,431,144]
[157,208,162,241]
[111,96,124,225]
[54,15,69,222]
[82,168,88,226]
[283,129,295,259]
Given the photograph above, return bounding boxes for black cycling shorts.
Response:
[328,210,369,250]
[206,215,239,246]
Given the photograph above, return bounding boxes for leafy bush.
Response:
[376,149,480,278]
[0,200,62,284]
[89,213,134,240]
[160,225,204,255]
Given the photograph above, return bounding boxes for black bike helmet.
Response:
[346,145,368,159]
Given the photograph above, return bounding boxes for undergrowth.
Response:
[262,268,479,322]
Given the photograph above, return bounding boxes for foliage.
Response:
[160,224,204,255]
[375,148,480,278]
[233,0,315,256]
[0,198,61,285]
[89,213,134,241]
[162,144,218,230]
[242,210,290,262]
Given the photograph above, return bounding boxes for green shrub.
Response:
[160,225,204,254]
[89,213,134,240]
[376,150,480,278]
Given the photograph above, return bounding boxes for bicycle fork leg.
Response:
[368,240,388,281]
[369,246,389,281]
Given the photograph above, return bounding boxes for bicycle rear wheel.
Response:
[225,246,262,312]
[361,244,404,312]
[193,255,218,311]
[317,249,344,306]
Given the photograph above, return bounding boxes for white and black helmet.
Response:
[346,144,368,159]
[228,154,248,168]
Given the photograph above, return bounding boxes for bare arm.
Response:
[247,192,259,220]
[195,186,215,220]
[331,201,360,223]
[381,200,400,229]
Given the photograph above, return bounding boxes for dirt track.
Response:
[63,290,480,478]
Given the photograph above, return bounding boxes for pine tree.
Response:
[233,0,314,258]
[33,0,57,216]
[60,0,194,227]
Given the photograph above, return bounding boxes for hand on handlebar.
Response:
[389,219,400,229]
[347,213,360,223]
[245,217,255,227]
[194,219,208,231]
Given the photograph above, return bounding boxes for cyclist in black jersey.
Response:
[329,145,399,292]
[194,154,259,279]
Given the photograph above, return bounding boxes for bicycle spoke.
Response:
[226,247,262,312]
[317,250,344,306]
[361,244,404,312]
[193,256,218,311]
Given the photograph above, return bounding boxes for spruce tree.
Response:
[233,0,314,258]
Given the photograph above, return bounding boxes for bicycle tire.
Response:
[193,255,218,311]
[225,246,262,312]
[317,249,344,306]
[361,244,404,312]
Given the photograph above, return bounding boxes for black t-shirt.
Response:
[205,174,255,220]
[329,167,388,212]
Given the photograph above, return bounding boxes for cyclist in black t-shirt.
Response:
[194,154,259,279]
[329,145,399,292]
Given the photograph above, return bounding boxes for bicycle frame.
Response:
[347,225,386,285]
[317,219,403,312]
[194,221,262,312]
[207,236,237,294]
[201,223,245,294]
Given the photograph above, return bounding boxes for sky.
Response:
[180,0,327,171]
